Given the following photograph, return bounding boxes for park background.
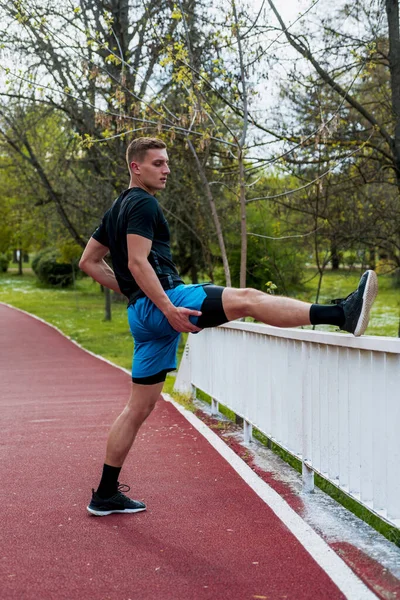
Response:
[1,0,400,374]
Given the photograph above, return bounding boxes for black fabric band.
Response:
[309,304,345,327]
[132,368,174,385]
[128,277,184,307]
[196,285,229,329]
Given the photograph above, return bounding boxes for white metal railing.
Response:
[174,322,400,530]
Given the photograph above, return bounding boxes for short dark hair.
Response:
[126,137,166,171]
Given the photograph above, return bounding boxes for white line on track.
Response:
[1,302,378,599]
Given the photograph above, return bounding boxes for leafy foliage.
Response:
[0,253,10,272]
[32,248,75,287]
[228,203,305,294]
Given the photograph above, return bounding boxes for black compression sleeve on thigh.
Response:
[196,285,229,329]
[132,368,173,385]
[309,304,345,327]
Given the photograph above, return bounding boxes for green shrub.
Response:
[31,250,45,275]
[344,251,357,269]
[391,268,400,288]
[0,253,10,273]
[32,248,74,287]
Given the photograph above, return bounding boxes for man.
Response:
[79,137,378,517]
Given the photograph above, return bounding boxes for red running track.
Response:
[0,303,347,600]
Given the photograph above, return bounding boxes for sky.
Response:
[254,0,317,22]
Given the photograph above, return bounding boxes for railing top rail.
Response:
[220,322,400,354]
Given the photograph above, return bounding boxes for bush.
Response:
[391,268,400,288]
[32,248,75,287]
[31,250,44,275]
[0,253,10,273]
[344,251,358,270]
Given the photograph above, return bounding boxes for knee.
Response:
[239,287,261,313]
[126,393,160,424]
[145,394,160,415]
[223,286,261,320]
[140,395,159,419]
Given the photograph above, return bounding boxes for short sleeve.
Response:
[92,217,109,247]
[126,196,159,241]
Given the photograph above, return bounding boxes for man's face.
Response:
[131,148,170,193]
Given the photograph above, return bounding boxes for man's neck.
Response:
[129,178,156,196]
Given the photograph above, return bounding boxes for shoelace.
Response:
[117,483,131,494]
[329,290,356,305]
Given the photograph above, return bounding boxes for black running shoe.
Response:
[331,270,378,337]
[87,483,146,517]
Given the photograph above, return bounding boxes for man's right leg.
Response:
[221,270,378,336]
[193,271,377,337]
[222,288,313,328]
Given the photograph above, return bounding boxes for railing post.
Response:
[244,419,253,444]
[301,341,314,493]
[211,397,219,416]
[174,339,192,393]
[302,461,314,493]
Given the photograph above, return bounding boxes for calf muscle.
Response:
[105,382,163,467]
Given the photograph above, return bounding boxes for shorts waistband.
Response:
[128,276,184,307]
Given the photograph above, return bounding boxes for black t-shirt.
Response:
[92,187,183,303]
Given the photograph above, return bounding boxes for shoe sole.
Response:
[354,270,378,337]
[87,506,146,517]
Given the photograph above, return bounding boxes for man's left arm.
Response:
[79,238,122,294]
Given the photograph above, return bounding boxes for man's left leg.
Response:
[87,381,163,516]
[221,270,377,336]
[104,382,164,468]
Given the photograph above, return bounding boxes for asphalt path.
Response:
[0,303,349,600]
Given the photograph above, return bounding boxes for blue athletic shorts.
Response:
[127,284,227,384]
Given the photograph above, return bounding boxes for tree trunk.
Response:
[188,140,231,286]
[330,243,340,271]
[104,287,112,321]
[386,0,400,186]
[177,3,231,287]
[239,152,247,287]
[232,0,248,288]
[190,262,198,284]
[18,249,23,275]
[368,248,376,270]
[190,237,198,283]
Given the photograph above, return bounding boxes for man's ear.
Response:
[130,161,140,175]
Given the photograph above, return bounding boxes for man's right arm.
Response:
[79,238,122,294]
[127,234,202,333]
